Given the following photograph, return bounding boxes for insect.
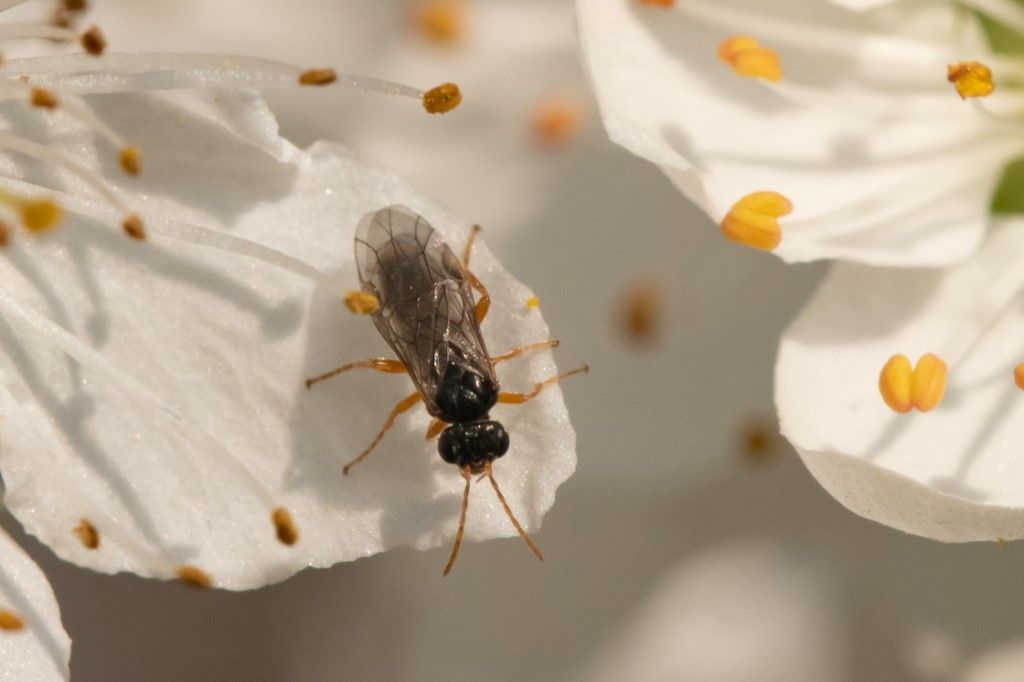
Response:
[306,205,586,575]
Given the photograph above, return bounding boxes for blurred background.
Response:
[5,0,1024,679]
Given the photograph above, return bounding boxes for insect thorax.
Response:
[435,358,498,423]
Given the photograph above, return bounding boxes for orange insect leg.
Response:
[491,338,559,365]
[343,391,422,475]
[306,358,406,389]
[497,364,589,405]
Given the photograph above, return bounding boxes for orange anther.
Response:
[718,35,782,82]
[720,191,791,251]
[947,61,994,99]
[879,353,947,413]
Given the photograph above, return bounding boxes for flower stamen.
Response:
[720,191,791,251]
[530,96,584,150]
[718,36,782,82]
[422,82,462,114]
[947,61,994,99]
[1014,363,1024,390]
[297,68,336,86]
[271,507,299,546]
[411,0,465,45]
[879,353,947,413]
[73,518,100,549]
[0,609,24,631]
[344,290,379,314]
[176,565,213,588]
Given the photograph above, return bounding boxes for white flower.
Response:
[0,49,576,588]
[576,0,1021,264]
[578,542,848,682]
[0,524,70,680]
[776,220,1024,542]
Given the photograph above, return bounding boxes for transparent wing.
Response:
[354,206,495,416]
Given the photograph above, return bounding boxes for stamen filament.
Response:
[9,53,427,102]
[0,130,128,213]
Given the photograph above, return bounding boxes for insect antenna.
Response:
[485,462,543,562]
[442,467,473,576]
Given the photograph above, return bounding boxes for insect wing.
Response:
[354,206,495,416]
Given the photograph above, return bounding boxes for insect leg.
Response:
[497,364,589,404]
[491,338,560,365]
[342,391,422,475]
[462,224,481,267]
[442,467,473,576]
[305,358,405,389]
[462,225,491,324]
[425,418,446,441]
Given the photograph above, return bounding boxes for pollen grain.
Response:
[720,191,791,251]
[119,146,142,176]
[344,290,380,315]
[176,565,213,589]
[947,61,994,99]
[718,36,782,82]
[272,507,299,546]
[298,68,337,86]
[422,82,462,114]
[29,87,58,110]
[412,0,465,45]
[879,353,947,413]
[0,610,23,631]
[80,25,106,56]
[73,518,100,549]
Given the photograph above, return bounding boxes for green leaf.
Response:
[991,157,1024,214]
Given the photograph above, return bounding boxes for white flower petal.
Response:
[0,87,575,589]
[0,525,71,680]
[827,0,895,11]
[576,0,1011,264]
[580,542,848,682]
[966,638,1024,682]
[777,219,1024,541]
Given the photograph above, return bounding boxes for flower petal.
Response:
[777,218,1024,541]
[576,0,1010,264]
[0,525,71,680]
[580,542,848,681]
[0,87,575,589]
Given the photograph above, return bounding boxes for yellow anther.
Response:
[0,610,23,631]
[525,295,540,310]
[343,290,379,315]
[879,354,913,413]
[640,0,675,6]
[20,199,62,233]
[119,146,142,176]
[879,353,947,413]
[73,518,100,549]
[29,87,58,110]
[910,353,947,412]
[412,0,465,45]
[947,61,994,99]
[271,507,299,546]
[720,191,791,251]
[297,68,337,86]
[80,25,105,56]
[718,36,782,82]
[1014,363,1024,390]
[422,82,462,114]
[176,565,213,589]
[121,214,145,240]
[618,280,664,345]
[531,97,584,150]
